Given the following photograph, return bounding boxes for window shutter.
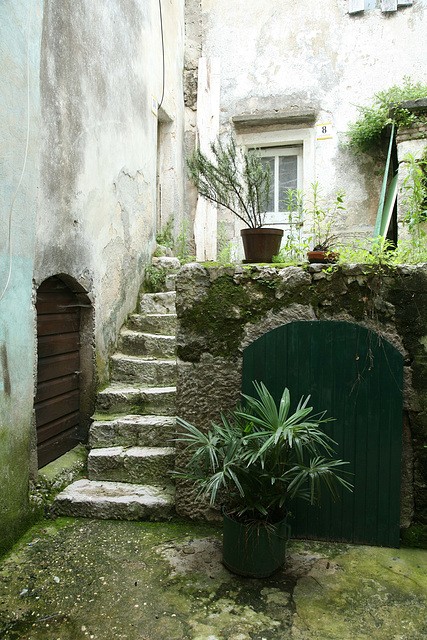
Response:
[381,0,397,11]
[348,0,364,13]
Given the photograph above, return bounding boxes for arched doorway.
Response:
[35,276,91,467]
[242,320,404,547]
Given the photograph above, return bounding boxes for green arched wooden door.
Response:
[242,321,403,547]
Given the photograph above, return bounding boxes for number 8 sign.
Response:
[317,123,333,140]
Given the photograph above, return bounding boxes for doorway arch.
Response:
[35,275,93,467]
[242,320,404,547]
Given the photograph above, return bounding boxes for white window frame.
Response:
[236,127,315,233]
[257,146,303,225]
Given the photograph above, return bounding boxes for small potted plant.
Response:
[187,135,283,263]
[306,183,345,264]
[173,382,352,578]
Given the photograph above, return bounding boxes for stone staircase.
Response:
[53,260,179,521]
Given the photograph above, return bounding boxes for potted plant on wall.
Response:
[187,135,283,263]
[306,183,344,264]
[173,382,352,578]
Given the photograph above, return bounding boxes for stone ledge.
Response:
[30,444,88,516]
[232,108,317,130]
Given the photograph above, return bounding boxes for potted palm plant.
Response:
[174,382,352,578]
[187,135,283,263]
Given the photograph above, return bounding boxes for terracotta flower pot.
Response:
[241,228,284,263]
[307,250,339,264]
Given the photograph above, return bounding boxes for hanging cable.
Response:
[0,0,33,304]
[158,0,165,109]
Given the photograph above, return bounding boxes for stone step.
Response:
[89,415,176,449]
[96,385,176,416]
[118,329,176,358]
[139,291,176,315]
[151,256,180,272]
[110,354,176,386]
[87,446,175,484]
[165,274,176,291]
[127,313,177,336]
[52,479,175,521]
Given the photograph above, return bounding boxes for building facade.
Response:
[1,0,426,552]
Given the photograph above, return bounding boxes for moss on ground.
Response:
[401,524,427,549]
[0,518,426,640]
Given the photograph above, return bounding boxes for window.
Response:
[236,125,315,237]
[349,0,413,14]
[257,146,303,224]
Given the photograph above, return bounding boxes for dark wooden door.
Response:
[242,321,403,547]
[35,277,81,467]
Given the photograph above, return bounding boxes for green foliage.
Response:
[401,150,427,237]
[272,184,345,262]
[401,524,427,549]
[306,183,345,251]
[143,265,167,293]
[187,135,271,228]
[217,222,238,264]
[272,189,308,263]
[175,220,196,264]
[173,383,352,523]
[155,218,196,264]
[335,234,427,267]
[345,77,427,154]
[335,236,395,266]
[155,217,174,249]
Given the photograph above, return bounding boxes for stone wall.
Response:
[0,0,186,555]
[35,0,186,384]
[396,99,427,243]
[175,263,427,530]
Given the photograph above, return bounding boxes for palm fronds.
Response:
[173,382,352,520]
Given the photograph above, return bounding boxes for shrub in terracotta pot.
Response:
[187,136,283,262]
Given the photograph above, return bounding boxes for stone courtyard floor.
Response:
[0,517,426,640]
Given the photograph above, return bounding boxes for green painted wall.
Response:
[0,0,43,555]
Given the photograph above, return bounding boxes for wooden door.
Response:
[35,277,81,467]
[242,321,403,547]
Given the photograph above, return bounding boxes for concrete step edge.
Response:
[111,354,177,364]
[88,446,176,458]
[52,479,176,520]
[98,385,176,394]
[129,313,177,319]
[120,329,176,340]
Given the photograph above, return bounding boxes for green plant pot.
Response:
[222,511,290,578]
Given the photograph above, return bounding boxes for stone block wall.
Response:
[396,100,427,243]
[175,262,427,530]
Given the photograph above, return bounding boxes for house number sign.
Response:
[317,123,333,140]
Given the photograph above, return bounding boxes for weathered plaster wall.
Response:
[0,0,43,554]
[183,0,202,251]
[175,263,427,529]
[34,0,185,383]
[187,0,427,253]
[1,0,186,554]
